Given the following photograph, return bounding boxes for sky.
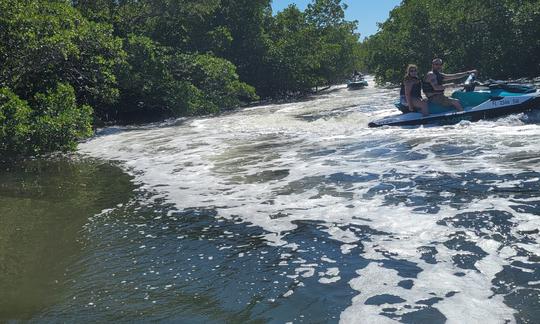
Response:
[271,0,402,40]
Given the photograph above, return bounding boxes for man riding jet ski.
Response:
[347,70,368,89]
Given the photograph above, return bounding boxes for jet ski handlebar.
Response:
[463,73,477,92]
[460,73,537,93]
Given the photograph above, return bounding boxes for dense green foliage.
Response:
[2,0,539,156]
[0,88,32,154]
[0,0,118,155]
[360,0,540,84]
[0,0,123,109]
[257,1,361,96]
[1,0,362,155]
[74,0,260,121]
[0,84,92,155]
[113,35,256,121]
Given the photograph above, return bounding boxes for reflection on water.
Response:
[0,159,135,320]
[3,79,540,323]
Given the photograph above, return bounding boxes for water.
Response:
[0,158,135,320]
[2,77,540,323]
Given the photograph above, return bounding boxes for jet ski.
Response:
[347,75,368,89]
[368,75,540,127]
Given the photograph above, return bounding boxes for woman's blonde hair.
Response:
[404,64,418,79]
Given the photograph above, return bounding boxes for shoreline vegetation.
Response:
[1,0,539,157]
[360,0,540,84]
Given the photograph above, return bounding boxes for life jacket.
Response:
[422,70,444,95]
[400,77,422,98]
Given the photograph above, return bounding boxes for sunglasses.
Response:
[409,69,417,72]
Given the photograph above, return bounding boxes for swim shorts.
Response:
[428,93,456,107]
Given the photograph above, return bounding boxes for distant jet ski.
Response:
[347,75,368,89]
[368,76,540,127]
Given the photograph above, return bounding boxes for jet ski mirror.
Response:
[464,73,476,92]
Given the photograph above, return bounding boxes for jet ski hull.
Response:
[347,81,368,89]
[369,90,540,128]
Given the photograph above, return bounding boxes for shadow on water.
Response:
[0,158,136,321]
[267,168,539,323]
[24,197,367,323]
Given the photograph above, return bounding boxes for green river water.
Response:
[0,158,134,320]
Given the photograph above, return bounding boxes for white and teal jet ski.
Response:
[368,76,540,127]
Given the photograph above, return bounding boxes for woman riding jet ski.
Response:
[368,74,540,127]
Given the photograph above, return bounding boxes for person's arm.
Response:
[404,80,414,111]
[442,69,477,81]
[426,73,445,92]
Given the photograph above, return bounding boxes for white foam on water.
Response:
[319,267,341,284]
[79,79,540,322]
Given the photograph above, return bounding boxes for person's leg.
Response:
[433,94,463,112]
[451,98,463,112]
[399,96,410,113]
[412,98,429,116]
